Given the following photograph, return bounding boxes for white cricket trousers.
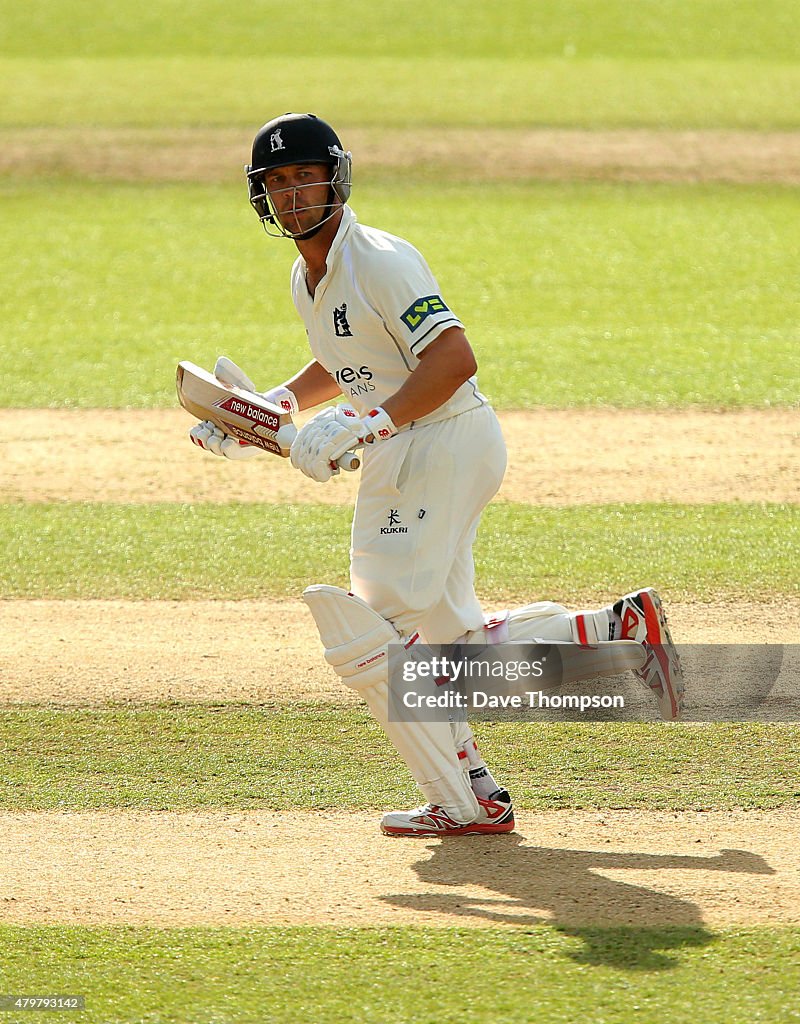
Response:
[349,404,507,644]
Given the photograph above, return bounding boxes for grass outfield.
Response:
[2,2,799,131]
[1,181,798,409]
[1,707,798,811]
[2,925,798,1024]
[1,502,797,601]
[4,57,799,132]
[3,0,798,60]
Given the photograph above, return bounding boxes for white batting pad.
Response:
[303,584,397,687]
[303,585,479,822]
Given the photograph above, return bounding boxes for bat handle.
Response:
[336,450,361,472]
[282,420,360,471]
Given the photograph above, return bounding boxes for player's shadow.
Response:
[380,836,775,970]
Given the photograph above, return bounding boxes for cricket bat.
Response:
[176,361,360,470]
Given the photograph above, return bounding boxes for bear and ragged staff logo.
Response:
[333,303,353,337]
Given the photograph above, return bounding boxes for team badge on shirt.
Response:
[333,303,353,337]
[400,294,449,332]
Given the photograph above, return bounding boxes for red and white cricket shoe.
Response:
[380,790,515,837]
[617,587,684,720]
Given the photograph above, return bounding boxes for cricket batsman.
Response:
[189,113,684,837]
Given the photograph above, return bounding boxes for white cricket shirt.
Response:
[290,206,487,426]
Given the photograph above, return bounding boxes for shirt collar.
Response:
[323,204,357,270]
[296,206,356,303]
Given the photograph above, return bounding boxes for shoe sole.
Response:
[381,819,516,838]
[637,589,684,720]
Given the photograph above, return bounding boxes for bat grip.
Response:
[336,450,361,472]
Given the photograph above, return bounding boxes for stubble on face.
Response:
[266,164,332,236]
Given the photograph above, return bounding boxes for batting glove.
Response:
[261,384,299,416]
[363,407,398,443]
[290,404,370,482]
[213,355,256,392]
[321,405,398,466]
[289,408,340,482]
[214,354,299,415]
[189,420,261,460]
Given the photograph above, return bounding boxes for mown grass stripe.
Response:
[1,924,798,1024]
[1,706,798,811]
[3,0,798,61]
[3,57,800,131]
[1,181,798,409]
[1,502,796,601]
